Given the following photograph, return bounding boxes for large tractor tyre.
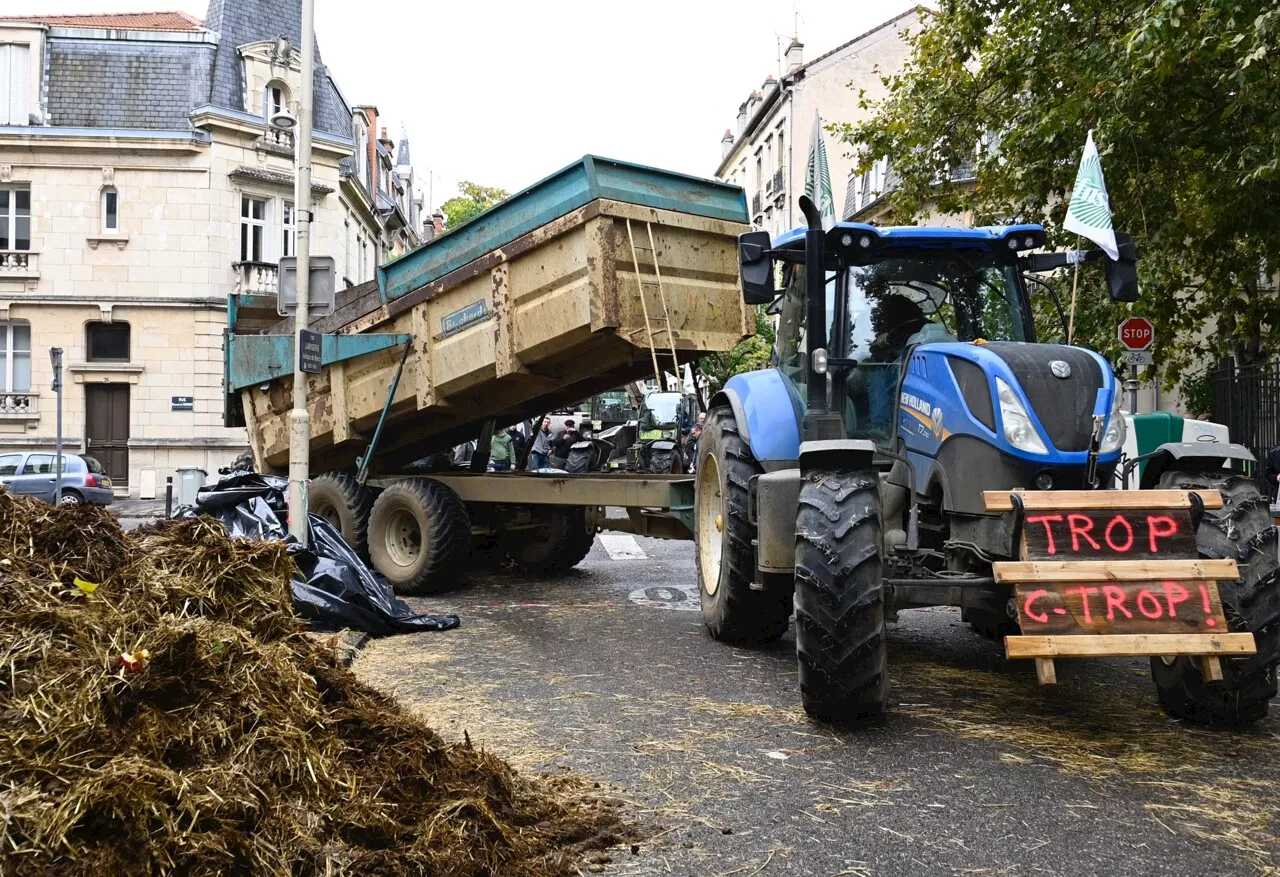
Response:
[695,406,792,644]
[647,447,683,475]
[309,472,374,560]
[367,479,471,595]
[1149,469,1280,725]
[794,468,888,726]
[565,447,594,474]
[508,507,595,574]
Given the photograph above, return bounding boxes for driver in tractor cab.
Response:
[849,293,929,440]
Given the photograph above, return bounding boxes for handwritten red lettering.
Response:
[1162,582,1189,618]
[1023,589,1050,623]
[1136,588,1163,619]
[1104,515,1134,552]
[1067,514,1101,552]
[1104,585,1133,620]
[1065,586,1099,623]
[1025,515,1063,554]
[1146,515,1179,553]
[1198,583,1217,627]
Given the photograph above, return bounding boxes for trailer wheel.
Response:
[1149,470,1280,725]
[507,507,595,574]
[794,467,888,725]
[309,472,374,560]
[367,478,470,595]
[566,447,593,474]
[695,406,792,644]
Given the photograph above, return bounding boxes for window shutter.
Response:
[0,47,11,126]
[8,45,27,126]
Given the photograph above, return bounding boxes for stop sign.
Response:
[1118,316,1155,351]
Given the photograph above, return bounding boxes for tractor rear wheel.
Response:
[1149,469,1280,725]
[695,406,792,644]
[565,446,593,474]
[309,472,374,560]
[507,506,595,574]
[647,446,682,475]
[367,478,470,595]
[794,467,888,725]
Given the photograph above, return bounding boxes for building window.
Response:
[344,218,351,284]
[0,44,30,126]
[282,200,296,258]
[776,130,785,173]
[86,322,130,363]
[240,195,267,262]
[102,188,119,233]
[355,124,367,187]
[264,81,288,121]
[0,187,30,251]
[0,322,31,391]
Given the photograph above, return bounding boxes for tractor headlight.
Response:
[1099,388,1127,453]
[996,378,1049,454]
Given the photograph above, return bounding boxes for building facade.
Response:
[0,2,422,497]
[714,7,924,237]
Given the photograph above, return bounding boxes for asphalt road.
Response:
[353,529,1280,877]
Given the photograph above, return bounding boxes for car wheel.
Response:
[59,490,83,506]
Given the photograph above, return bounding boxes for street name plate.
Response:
[299,329,323,374]
[171,395,194,411]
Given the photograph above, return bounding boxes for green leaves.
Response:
[439,181,511,231]
[846,0,1280,386]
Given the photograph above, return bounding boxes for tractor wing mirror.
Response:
[739,230,776,305]
[1105,232,1139,302]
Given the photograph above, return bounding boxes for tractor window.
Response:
[775,263,838,405]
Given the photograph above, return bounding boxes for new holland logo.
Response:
[930,406,945,439]
[1050,360,1072,380]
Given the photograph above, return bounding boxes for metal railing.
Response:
[751,191,763,216]
[233,261,279,294]
[769,166,785,196]
[0,391,37,417]
[1210,360,1280,466]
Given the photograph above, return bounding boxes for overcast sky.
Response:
[0,0,919,209]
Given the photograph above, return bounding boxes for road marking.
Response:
[599,533,646,560]
[628,583,700,611]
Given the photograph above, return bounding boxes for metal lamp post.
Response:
[50,347,63,501]
[287,0,315,546]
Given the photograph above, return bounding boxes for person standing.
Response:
[685,423,701,473]
[490,427,515,471]
[550,419,579,469]
[529,416,553,471]
[1265,443,1280,502]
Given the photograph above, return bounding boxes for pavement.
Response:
[352,531,1280,877]
[108,498,173,529]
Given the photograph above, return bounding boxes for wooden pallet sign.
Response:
[982,489,1256,685]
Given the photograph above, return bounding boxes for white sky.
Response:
[0,0,918,210]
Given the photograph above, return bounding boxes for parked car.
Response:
[0,452,115,506]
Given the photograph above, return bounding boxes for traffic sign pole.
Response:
[1117,316,1155,414]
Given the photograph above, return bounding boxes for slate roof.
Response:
[46,37,215,129]
[396,135,410,166]
[203,0,350,139]
[5,11,205,31]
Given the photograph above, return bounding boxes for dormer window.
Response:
[264,81,289,122]
[0,43,30,126]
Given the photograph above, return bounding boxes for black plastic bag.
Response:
[179,471,459,635]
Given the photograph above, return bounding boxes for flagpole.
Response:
[1067,234,1081,344]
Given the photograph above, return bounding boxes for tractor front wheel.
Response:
[1149,469,1280,725]
[794,467,888,725]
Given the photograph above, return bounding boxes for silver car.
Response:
[0,452,115,506]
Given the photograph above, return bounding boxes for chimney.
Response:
[785,38,804,74]
[761,74,778,98]
[736,101,749,135]
[721,128,734,159]
[432,210,444,233]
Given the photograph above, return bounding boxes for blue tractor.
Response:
[693,197,1279,726]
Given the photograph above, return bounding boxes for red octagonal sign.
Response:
[1118,316,1155,351]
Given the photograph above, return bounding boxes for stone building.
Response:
[0,1,422,497]
[714,7,924,237]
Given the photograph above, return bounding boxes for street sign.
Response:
[1118,316,1155,351]
[299,329,323,374]
[171,395,194,411]
[278,255,337,317]
[1121,350,1153,367]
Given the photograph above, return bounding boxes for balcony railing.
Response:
[258,127,295,153]
[233,261,279,294]
[0,250,37,276]
[768,166,785,196]
[752,191,763,216]
[0,391,37,418]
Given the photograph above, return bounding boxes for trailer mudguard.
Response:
[1138,441,1257,489]
[716,369,803,464]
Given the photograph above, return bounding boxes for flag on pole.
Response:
[1063,130,1118,260]
[803,109,836,230]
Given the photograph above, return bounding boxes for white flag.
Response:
[803,109,836,230]
[1063,130,1119,260]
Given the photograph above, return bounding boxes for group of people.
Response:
[485,409,707,473]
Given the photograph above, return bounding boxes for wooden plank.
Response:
[1004,632,1256,659]
[983,489,1222,511]
[1020,508,1198,561]
[1201,656,1224,682]
[1035,658,1057,685]
[994,559,1239,583]
[1012,581,1229,636]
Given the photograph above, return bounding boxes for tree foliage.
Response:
[838,0,1280,386]
[699,307,776,393]
[439,181,510,230]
